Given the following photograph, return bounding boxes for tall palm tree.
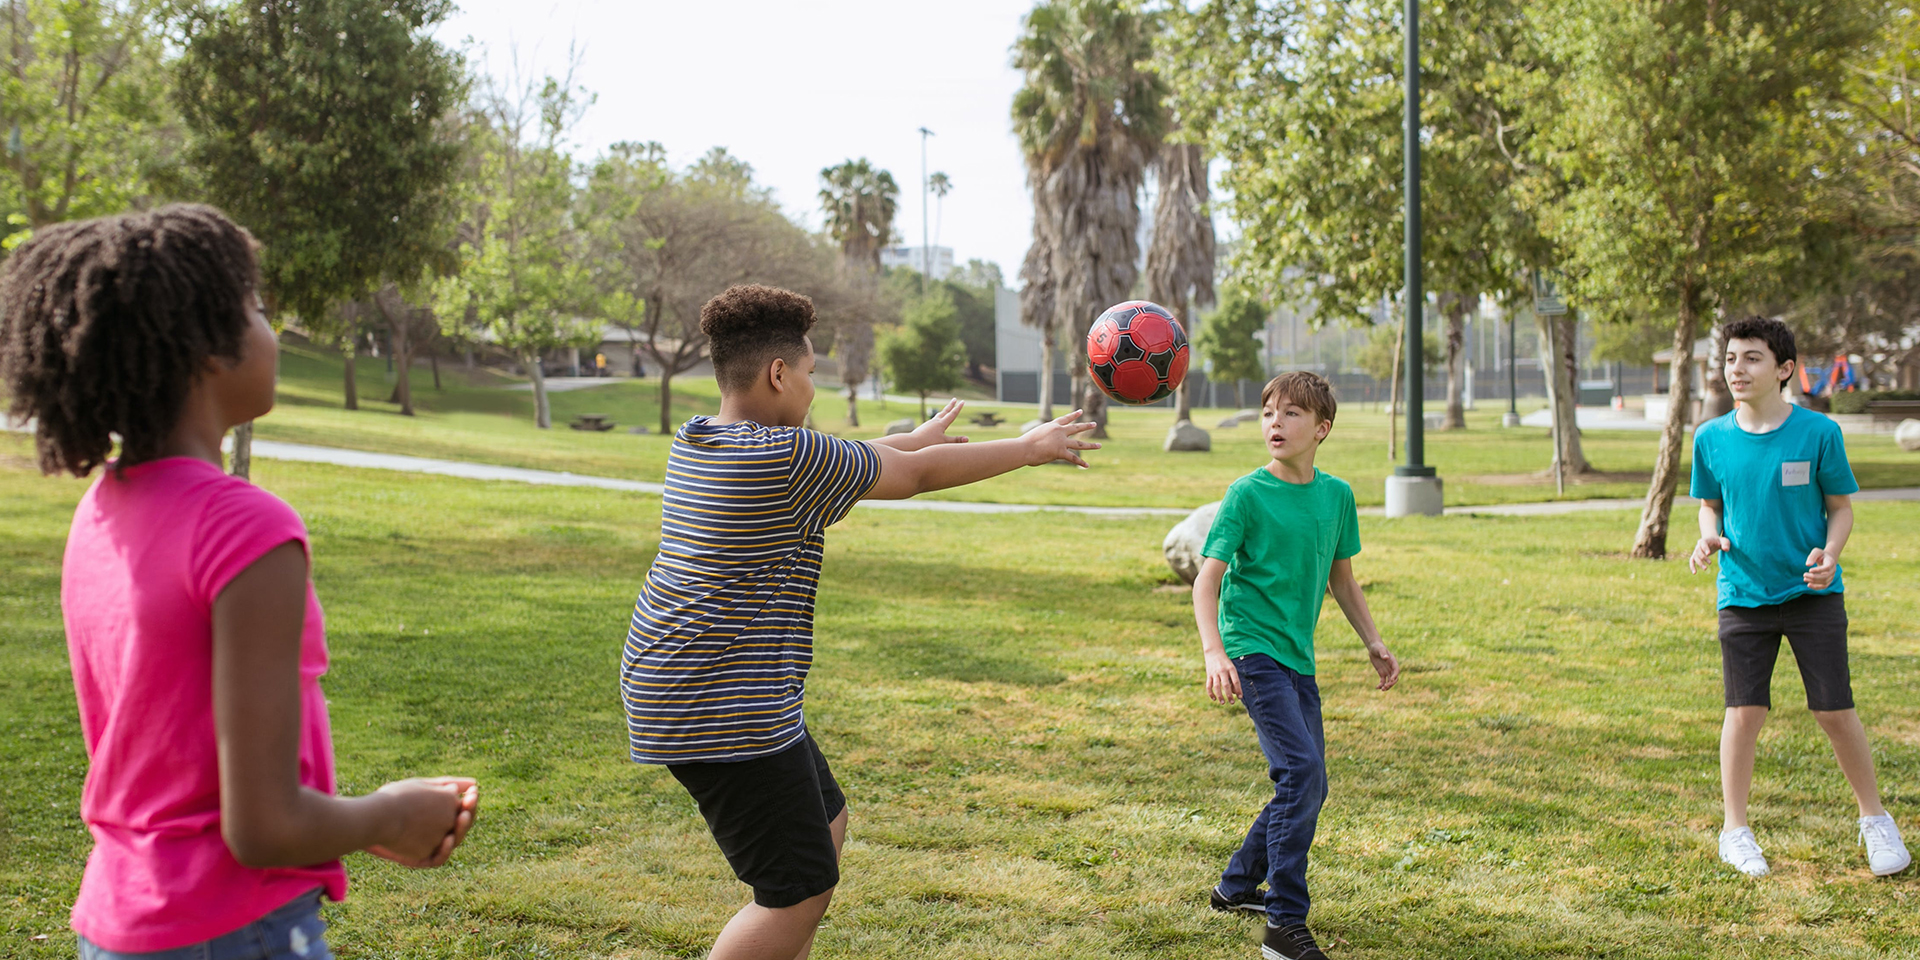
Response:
[1019,220,1059,420]
[1145,140,1216,424]
[1012,0,1168,438]
[929,171,951,250]
[819,158,899,426]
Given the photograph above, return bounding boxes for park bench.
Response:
[569,413,615,432]
[1866,400,1920,423]
[969,411,1006,427]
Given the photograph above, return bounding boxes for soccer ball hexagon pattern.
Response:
[1086,300,1190,405]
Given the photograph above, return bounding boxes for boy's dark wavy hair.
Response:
[1720,315,1796,368]
[700,284,815,393]
[0,204,260,477]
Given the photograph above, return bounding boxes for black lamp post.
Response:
[1388,0,1443,514]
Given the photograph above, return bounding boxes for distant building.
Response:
[881,244,954,281]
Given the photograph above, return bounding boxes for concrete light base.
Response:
[1501,411,1522,428]
[1384,475,1444,517]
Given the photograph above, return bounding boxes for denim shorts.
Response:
[78,891,331,960]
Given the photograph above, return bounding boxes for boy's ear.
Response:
[1315,418,1332,443]
[1777,358,1795,384]
[767,356,789,394]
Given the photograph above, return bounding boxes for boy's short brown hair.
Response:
[1260,371,1338,423]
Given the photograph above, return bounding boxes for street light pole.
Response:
[1503,311,1521,427]
[1386,0,1443,516]
[918,126,934,293]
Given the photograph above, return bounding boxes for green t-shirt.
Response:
[1201,467,1362,676]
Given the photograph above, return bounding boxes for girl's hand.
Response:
[366,777,476,868]
[1368,643,1400,691]
[1204,652,1242,705]
[1022,410,1101,468]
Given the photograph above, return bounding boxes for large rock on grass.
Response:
[1165,420,1212,452]
[1898,418,1920,452]
[1163,501,1222,585]
[885,418,916,436]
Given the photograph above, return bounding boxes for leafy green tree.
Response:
[880,285,967,419]
[1193,287,1267,407]
[819,157,898,426]
[1354,321,1441,384]
[1168,0,1546,436]
[592,146,842,434]
[1529,0,1875,558]
[175,0,466,423]
[1013,0,1168,437]
[432,73,599,430]
[1,0,176,249]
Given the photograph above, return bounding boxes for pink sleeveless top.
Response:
[62,458,346,952]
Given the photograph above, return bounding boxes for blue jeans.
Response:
[78,891,331,960]
[1217,654,1327,925]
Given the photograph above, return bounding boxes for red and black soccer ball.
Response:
[1086,300,1190,405]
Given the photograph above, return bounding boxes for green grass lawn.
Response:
[3,431,1917,958]
[258,343,1920,511]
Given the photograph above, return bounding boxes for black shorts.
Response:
[667,734,846,908]
[1719,593,1853,711]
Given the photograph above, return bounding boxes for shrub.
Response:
[1829,390,1920,415]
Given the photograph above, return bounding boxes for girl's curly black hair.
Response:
[1,204,260,477]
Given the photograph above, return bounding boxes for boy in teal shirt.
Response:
[1193,371,1400,960]
[1688,316,1908,879]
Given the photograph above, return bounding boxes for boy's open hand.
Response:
[1803,547,1838,590]
[903,398,971,451]
[367,777,479,869]
[1204,651,1242,704]
[1367,642,1399,691]
[1688,536,1731,573]
[1022,409,1101,468]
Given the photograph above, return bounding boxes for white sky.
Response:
[438,0,1039,282]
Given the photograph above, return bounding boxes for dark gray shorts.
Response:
[1719,593,1852,711]
[668,734,846,908]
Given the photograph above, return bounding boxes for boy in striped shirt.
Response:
[624,284,1099,959]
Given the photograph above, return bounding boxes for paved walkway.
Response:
[9,421,1915,518]
[236,439,1919,519]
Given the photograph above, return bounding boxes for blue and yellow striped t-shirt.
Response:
[623,416,881,764]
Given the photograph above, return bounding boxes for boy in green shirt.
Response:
[1193,371,1400,960]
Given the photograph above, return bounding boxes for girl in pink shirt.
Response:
[0,206,480,958]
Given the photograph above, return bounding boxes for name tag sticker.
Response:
[1782,461,1811,487]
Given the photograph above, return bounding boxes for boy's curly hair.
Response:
[700,284,815,393]
[1720,315,1796,368]
[0,204,260,477]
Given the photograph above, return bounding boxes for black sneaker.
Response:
[1261,923,1327,960]
[1209,885,1266,916]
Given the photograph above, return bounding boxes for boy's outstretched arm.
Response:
[1193,558,1241,704]
[864,409,1099,499]
[1327,557,1398,691]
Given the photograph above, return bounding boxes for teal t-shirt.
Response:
[1689,406,1858,609]
[1201,467,1362,676]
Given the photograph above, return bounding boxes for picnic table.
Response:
[570,413,616,432]
[968,411,1006,427]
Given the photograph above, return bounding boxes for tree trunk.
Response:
[1174,296,1195,423]
[1631,297,1701,559]
[1536,311,1589,474]
[375,288,415,416]
[528,353,552,429]
[1038,332,1056,421]
[659,369,675,436]
[918,391,928,421]
[1444,296,1468,430]
[1080,381,1109,439]
[341,336,359,411]
[430,349,441,391]
[230,422,253,480]
[1387,315,1404,461]
[845,382,861,427]
[1703,319,1734,420]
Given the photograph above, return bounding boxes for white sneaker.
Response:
[1719,826,1770,877]
[1860,815,1912,877]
